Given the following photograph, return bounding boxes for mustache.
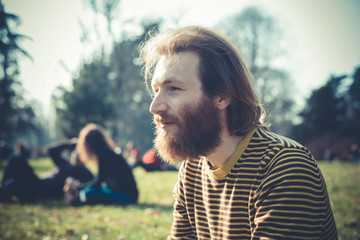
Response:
[153,113,178,125]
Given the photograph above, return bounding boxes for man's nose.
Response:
[149,93,168,115]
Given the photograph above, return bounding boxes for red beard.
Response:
[154,95,223,164]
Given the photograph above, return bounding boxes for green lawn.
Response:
[0,159,359,239]
[320,161,360,240]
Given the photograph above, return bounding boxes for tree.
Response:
[293,75,347,143]
[291,67,360,159]
[346,66,360,141]
[0,1,36,142]
[216,6,295,135]
[292,66,360,144]
[53,0,158,151]
[88,0,121,38]
[108,22,160,151]
[79,0,121,56]
[53,57,116,138]
[53,0,121,139]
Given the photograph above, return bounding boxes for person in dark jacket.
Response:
[63,123,138,206]
[0,140,93,203]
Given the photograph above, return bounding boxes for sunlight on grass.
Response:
[319,161,360,240]
[0,158,177,240]
[0,158,359,239]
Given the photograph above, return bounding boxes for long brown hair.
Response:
[139,25,269,136]
[76,123,116,163]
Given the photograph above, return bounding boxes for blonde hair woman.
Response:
[64,123,138,206]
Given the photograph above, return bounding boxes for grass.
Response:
[0,158,177,240]
[320,161,360,240]
[0,158,359,239]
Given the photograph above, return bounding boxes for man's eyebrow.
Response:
[164,79,185,86]
[152,78,185,88]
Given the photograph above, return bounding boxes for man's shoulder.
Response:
[253,128,308,152]
[249,129,321,175]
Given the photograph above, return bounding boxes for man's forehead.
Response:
[151,52,200,87]
[154,55,181,75]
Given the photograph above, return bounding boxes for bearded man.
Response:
[140,26,338,240]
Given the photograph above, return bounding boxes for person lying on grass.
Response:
[0,139,93,203]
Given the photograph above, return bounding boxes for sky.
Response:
[3,0,360,114]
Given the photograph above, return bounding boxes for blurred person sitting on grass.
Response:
[63,123,138,206]
[0,139,94,203]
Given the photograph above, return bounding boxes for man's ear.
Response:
[214,95,231,110]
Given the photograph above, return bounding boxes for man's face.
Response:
[149,52,223,163]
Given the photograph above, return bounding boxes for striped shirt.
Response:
[168,127,338,239]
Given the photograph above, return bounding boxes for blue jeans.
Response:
[78,186,133,205]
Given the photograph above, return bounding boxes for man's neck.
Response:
[205,133,244,170]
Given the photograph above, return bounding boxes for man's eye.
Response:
[170,87,181,91]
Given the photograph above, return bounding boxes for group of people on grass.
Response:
[0,123,177,206]
[0,124,146,205]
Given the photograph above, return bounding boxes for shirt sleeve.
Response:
[168,163,196,240]
[47,140,75,167]
[251,149,338,240]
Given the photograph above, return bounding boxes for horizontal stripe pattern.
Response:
[168,128,338,240]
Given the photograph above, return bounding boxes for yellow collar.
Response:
[205,127,257,180]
